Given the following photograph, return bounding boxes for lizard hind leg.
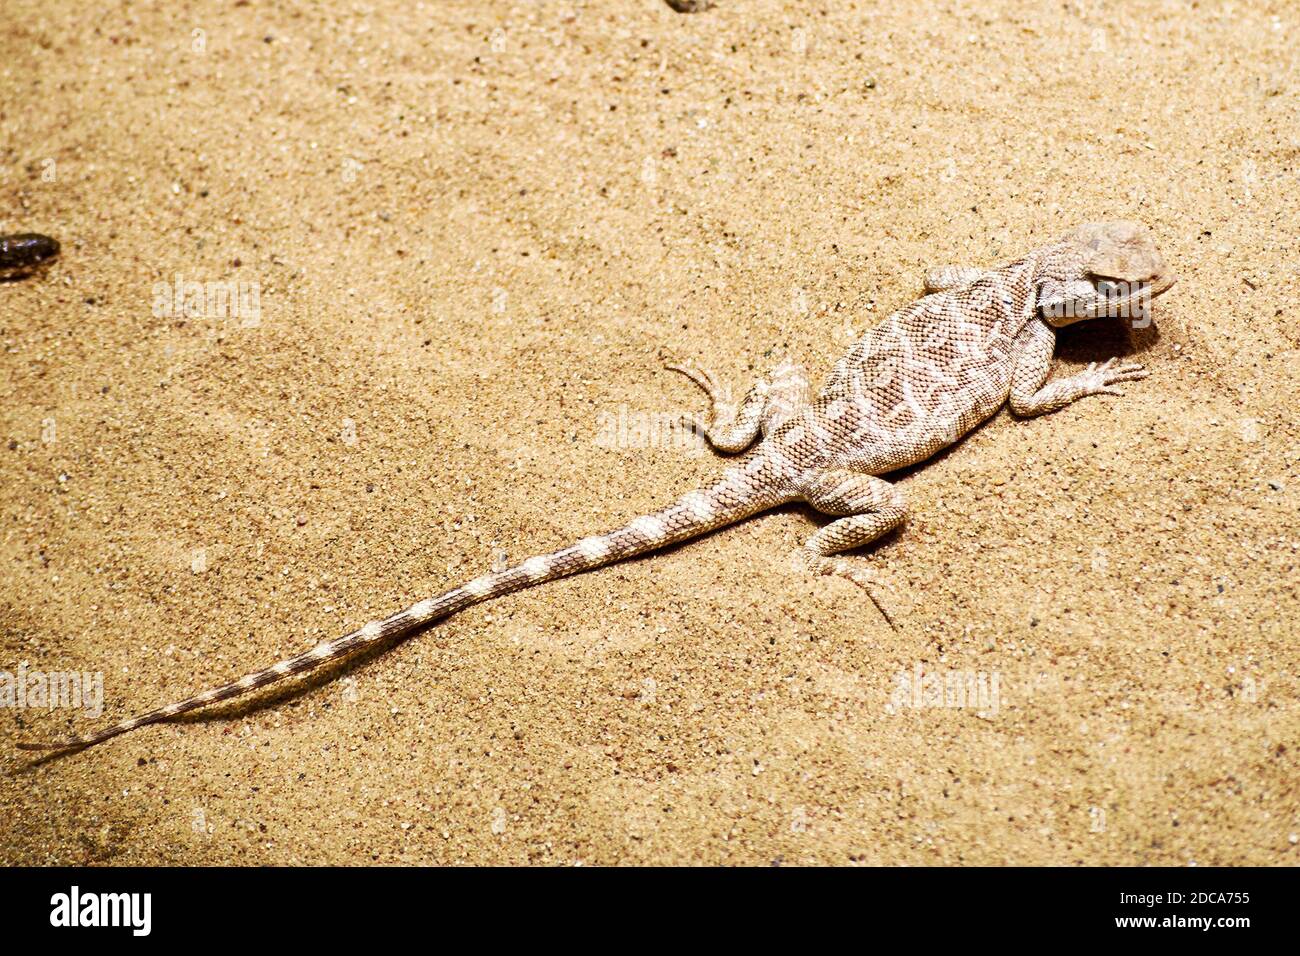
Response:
[796,469,906,628]
[665,362,763,453]
[665,359,811,453]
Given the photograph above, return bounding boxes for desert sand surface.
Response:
[1,0,1296,865]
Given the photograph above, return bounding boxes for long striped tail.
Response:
[17,468,788,753]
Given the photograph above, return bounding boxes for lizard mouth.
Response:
[1079,272,1176,321]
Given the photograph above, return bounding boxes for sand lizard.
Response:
[17,221,1175,752]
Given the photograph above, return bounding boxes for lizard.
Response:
[16,220,1175,753]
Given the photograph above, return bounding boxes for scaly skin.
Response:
[18,221,1175,753]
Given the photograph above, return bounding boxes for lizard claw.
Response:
[665,362,720,398]
[1083,358,1148,397]
[796,550,899,630]
[667,363,740,444]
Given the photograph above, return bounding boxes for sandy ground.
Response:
[0,0,1296,865]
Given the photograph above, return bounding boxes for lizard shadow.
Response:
[1054,315,1160,363]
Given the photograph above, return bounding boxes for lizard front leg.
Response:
[924,265,988,293]
[1008,319,1149,417]
[667,360,810,453]
[797,469,905,627]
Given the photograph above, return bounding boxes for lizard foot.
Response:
[796,550,899,630]
[1080,357,1148,397]
[666,361,754,452]
[664,361,723,402]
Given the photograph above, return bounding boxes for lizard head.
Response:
[1036,221,1175,327]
